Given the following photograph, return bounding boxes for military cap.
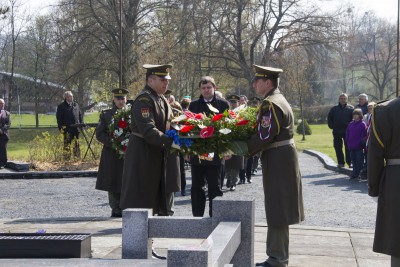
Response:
[252,64,283,82]
[143,64,173,80]
[112,88,129,97]
[227,94,240,103]
[249,96,261,101]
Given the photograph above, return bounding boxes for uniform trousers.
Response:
[0,138,8,166]
[108,192,121,215]
[333,132,351,166]
[266,225,289,267]
[190,164,223,217]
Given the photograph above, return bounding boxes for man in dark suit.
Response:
[368,97,400,266]
[0,98,11,169]
[247,65,304,267]
[95,88,130,218]
[188,76,229,217]
[327,93,354,168]
[56,91,83,160]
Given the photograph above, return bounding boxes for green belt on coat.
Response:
[387,158,400,166]
[265,138,295,151]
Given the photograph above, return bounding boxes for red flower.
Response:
[194,113,204,120]
[236,119,249,126]
[118,119,128,129]
[212,113,224,122]
[228,110,237,118]
[200,126,214,138]
[183,110,204,120]
[181,125,195,133]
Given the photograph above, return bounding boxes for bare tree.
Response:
[355,12,397,100]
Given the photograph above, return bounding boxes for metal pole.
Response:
[119,0,123,89]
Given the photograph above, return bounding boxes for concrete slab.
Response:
[290,255,358,267]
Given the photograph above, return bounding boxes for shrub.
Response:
[28,129,102,163]
[296,119,312,135]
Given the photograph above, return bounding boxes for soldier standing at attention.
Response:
[95,88,129,218]
[246,65,304,267]
[367,97,400,267]
[120,64,179,216]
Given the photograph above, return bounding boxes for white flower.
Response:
[172,114,187,123]
[206,103,219,113]
[219,128,231,135]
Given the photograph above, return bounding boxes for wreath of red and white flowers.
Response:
[108,104,132,159]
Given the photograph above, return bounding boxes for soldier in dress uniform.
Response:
[367,97,400,266]
[120,64,179,216]
[246,65,304,267]
[95,88,130,218]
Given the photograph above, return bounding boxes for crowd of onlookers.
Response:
[327,93,376,179]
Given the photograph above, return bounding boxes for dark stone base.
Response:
[0,233,91,258]
[5,161,30,172]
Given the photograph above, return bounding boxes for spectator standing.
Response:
[367,97,400,266]
[188,76,229,217]
[238,94,254,184]
[120,64,179,217]
[56,91,83,160]
[356,93,369,115]
[95,88,130,218]
[0,98,11,169]
[327,93,354,168]
[345,109,367,179]
[247,65,304,267]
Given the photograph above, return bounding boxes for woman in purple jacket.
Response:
[346,108,367,179]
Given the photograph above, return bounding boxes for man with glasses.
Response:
[95,88,130,218]
[188,76,229,217]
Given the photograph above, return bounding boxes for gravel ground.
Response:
[0,153,377,229]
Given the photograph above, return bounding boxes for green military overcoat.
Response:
[95,106,125,193]
[247,89,304,227]
[368,97,400,257]
[120,85,179,214]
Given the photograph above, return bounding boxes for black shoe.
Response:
[337,164,344,168]
[111,212,122,218]
[152,249,167,260]
[255,260,273,266]
[230,186,236,191]
[181,190,186,196]
[226,180,231,188]
[247,179,252,183]
[238,180,244,185]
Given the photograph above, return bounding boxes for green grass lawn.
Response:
[294,124,336,163]
[7,112,101,160]
[9,112,101,128]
